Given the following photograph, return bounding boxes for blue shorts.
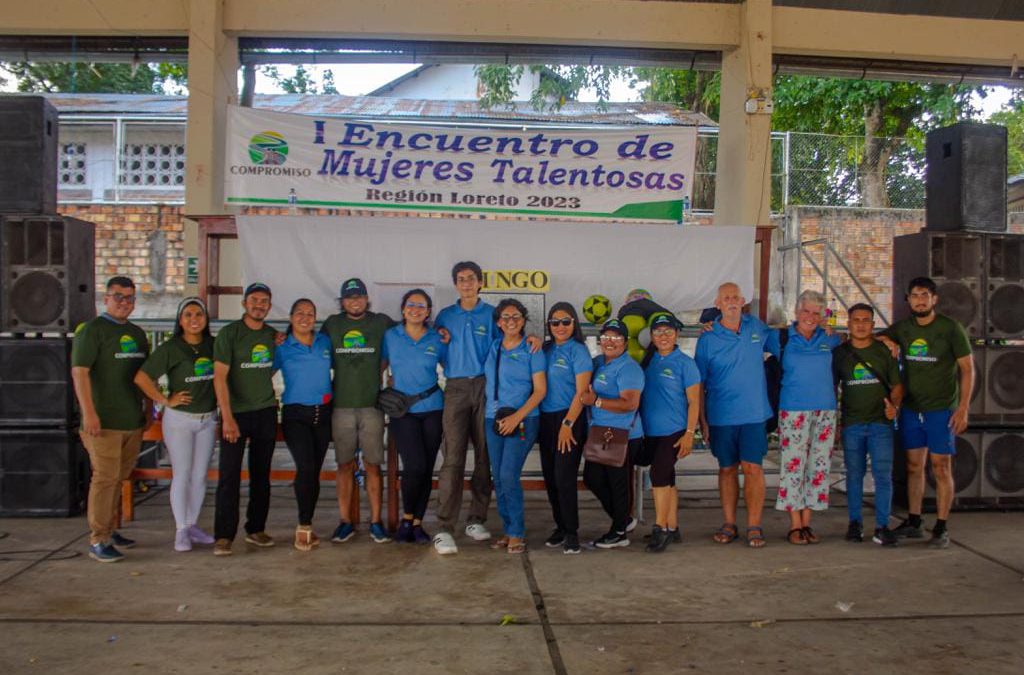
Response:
[898,408,956,455]
[709,422,768,468]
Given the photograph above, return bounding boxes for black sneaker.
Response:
[563,534,581,555]
[845,520,864,543]
[670,528,682,544]
[111,531,136,549]
[594,530,629,549]
[928,530,950,549]
[644,526,670,553]
[545,529,566,548]
[892,519,924,539]
[872,527,899,547]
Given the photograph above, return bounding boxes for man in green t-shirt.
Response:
[71,276,151,563]
[320,278,394,544]
[879,277,974,549]
[833,303,904,547]
[211,282,279,556]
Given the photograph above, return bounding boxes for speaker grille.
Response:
[0,429,84,516]
[0,339,73,425]
[984,433,1024,494]
[987,351,1024,412]
[926,434,979,493]
[934,280,979,331]
[9,271,66,327]
[988,284,1024,336]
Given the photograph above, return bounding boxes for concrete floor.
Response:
[1,478,1023,674]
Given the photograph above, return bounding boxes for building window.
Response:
[60,143,88,186]
[119,143,186,187]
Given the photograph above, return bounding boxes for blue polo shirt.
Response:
[484,338,546,419]
[382,324,446,413]
[435,299,497,378]
[694,314,778,426]
[541,340,593,413]
[779,324,841,411]
[591,354,645,439]
[641,348,702,437]
[273,332,333,406]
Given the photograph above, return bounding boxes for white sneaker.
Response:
[465,523,491,541]
[174,529,192,552]
[433,532,458,555]
[625,517,638,533]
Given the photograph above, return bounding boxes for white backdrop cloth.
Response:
[236,215,755,322]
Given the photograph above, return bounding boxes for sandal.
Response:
[713,523,739,544]
[490,536,510,550]
[802,526,820,544]
[787,528,808,545]
[747,526,767,548]
[507,539,526,555]
[294,525,318,552]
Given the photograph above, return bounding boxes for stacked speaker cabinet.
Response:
[0,96,93,516]
[925,122,1007,233]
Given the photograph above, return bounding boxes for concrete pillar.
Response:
[183,0,238,295]
[713,0,773,227]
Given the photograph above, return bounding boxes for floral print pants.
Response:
[775,409,836,512]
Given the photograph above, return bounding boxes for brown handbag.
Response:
[583,424,630,468]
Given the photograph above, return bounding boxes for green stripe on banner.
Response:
[225,197,683,221]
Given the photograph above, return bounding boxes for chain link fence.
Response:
[693,129,926,212]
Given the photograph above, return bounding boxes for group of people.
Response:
[70,265,972,563]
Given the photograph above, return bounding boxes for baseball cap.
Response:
[243,282,272,299]
[600,318,628,338]
[650,313,681,330]
[340,278,368,298]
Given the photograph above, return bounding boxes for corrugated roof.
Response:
[34,93,713,126]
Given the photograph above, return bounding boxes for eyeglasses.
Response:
[455,275,479,285]
[598,335,625,343]
[404,301,428,310]
[651,327,676,337]
[107,293,136,304]
[547,318,574,327]
[499,314,524,322]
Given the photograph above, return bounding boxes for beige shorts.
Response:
[332,407,386,465]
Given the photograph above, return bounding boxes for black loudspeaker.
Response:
[0,428,87,516]
[979,345,1024,419]
[0,214,95,331]
[981,431,1024,498]
[892,232,984,337]
[0,338,74,427]
[985,234,1024,339]
[926,431,983,500]
[0,96,58,215]
[925,122,1007,233]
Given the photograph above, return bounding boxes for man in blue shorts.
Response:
[879,277,973,549]
[694,282,778,549]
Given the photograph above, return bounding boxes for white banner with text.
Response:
[225,106,697,221]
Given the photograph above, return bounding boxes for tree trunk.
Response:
[860,100,892,208]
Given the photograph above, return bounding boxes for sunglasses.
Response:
[547,318,574,327]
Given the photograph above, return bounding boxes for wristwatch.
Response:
[595,398,603,409]
[562,418,574,428]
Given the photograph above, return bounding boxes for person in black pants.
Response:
[275,299,334,551]
[537,302,593,555]
[381,289,448,544]
[211,282,280,556]
[579,319,645,549]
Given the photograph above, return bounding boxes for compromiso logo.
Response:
[115,334,145,359]
[194,357,214,377]
[342,330,366,348]
[241,344,273,369]
[907,339,929,357]
[248,131,289,166]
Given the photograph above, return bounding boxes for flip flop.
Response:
[787,528,808,545]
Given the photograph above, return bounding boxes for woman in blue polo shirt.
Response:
[382,289,447,544]
[580,319,645,549]
[640,314,702,553]
[538,302,592,555]
[484,298,546,554]
[274,298,333,551]
[775,290,842,544]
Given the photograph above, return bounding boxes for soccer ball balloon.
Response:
[582,294,612,324]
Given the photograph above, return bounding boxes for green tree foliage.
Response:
[260,65,339,95]
[989,96,1024,177]
[474,64,625,111]
[3,62,187,94]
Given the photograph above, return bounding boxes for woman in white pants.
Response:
[135,297,218,551]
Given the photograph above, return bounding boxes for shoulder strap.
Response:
[840,342,892,395]
[493,343,502,402]
[779,327,789,357]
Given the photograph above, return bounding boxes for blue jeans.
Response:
[485,416,540,539]
[842,423,894,529]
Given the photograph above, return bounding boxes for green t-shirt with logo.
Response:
[141,335,216,414]
[833,341,902,426]
[884,314,972,413]
[321,311,393,409]
[71,315,150,430]
[213,320,278,414]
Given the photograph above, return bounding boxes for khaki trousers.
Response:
[81,428,143,545]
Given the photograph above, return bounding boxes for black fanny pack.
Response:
[376,384,440,419]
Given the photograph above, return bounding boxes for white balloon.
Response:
[637,327,651,348]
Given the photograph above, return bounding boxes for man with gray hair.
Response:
[694,282,778,548]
